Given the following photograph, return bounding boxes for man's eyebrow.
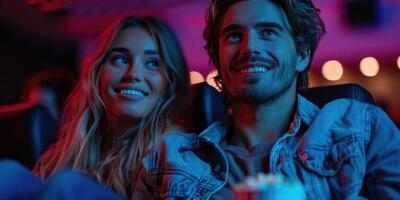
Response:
[220,22,286,36]
[254,22,284,31]
[220,24,243,36]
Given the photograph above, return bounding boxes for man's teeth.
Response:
[120,89,145,96]
[240,66,269,73]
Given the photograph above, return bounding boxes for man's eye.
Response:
[226,32,242,43]
[260,28,278,38]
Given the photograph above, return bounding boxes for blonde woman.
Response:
[0,15,189,199]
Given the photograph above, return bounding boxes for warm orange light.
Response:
[322,60,343,81]
[360,57,379,77]
[206,70,221,91]
[189,71,204,84]
[397,56,400,70]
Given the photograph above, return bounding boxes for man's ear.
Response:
[295,46,311,72]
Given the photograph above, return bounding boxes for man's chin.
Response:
[234,90,272,105]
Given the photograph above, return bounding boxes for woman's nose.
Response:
[123,63,143,82]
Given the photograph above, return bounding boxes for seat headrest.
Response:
[0,103,58,168]
[186,82,227,133]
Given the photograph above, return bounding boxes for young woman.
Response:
[31,15,190,197]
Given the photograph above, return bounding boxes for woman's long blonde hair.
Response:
[33,16,189,196]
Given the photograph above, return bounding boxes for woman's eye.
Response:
[111,55,129,66]
[145,59,160,69]
[226,31,242,43]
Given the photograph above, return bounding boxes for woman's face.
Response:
[100,27,167,130]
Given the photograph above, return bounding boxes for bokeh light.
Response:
[206,70,220,91]
[189,71,204,84]
[321,60,344,81]
[397,56,400,70]
[360,57,379,77]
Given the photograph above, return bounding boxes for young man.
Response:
[133,0,400,199]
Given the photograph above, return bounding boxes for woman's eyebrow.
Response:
[108,47,130,54]
[106,48,159,57]
[144,50,159,55]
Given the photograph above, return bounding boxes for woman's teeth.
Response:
[120,89,145,96]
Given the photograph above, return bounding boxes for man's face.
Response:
[217,0,309,104]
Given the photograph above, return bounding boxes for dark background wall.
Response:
[0,0,78,105]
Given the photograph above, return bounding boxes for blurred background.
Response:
[1,0,399,126]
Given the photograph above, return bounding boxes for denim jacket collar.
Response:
[198,115,231,145]
[297,94,320,126]
[198,94,321,144]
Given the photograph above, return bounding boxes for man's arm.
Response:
[363,106,400,199]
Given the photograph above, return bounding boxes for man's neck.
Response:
[230,85,297,150]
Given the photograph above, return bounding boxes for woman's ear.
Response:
[295,46,311,73]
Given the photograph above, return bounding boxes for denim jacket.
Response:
[132,95,400,200]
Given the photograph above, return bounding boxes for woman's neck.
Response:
[101,116,139,157]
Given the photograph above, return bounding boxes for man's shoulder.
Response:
[297,95,378,126]
[323,98,373,108]
[304,99,378,139]
[297,99,379,153]
[319,98,377,118]
[325,99,400,134]
[300,98,378,128]
[320,98,392,125]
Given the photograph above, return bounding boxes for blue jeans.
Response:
[0,159,124,200]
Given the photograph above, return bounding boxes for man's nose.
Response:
[241,30,261,56]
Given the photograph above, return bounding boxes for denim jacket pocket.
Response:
[155,171,222,199]
[298,136,358,176]
[156,169,198,198]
